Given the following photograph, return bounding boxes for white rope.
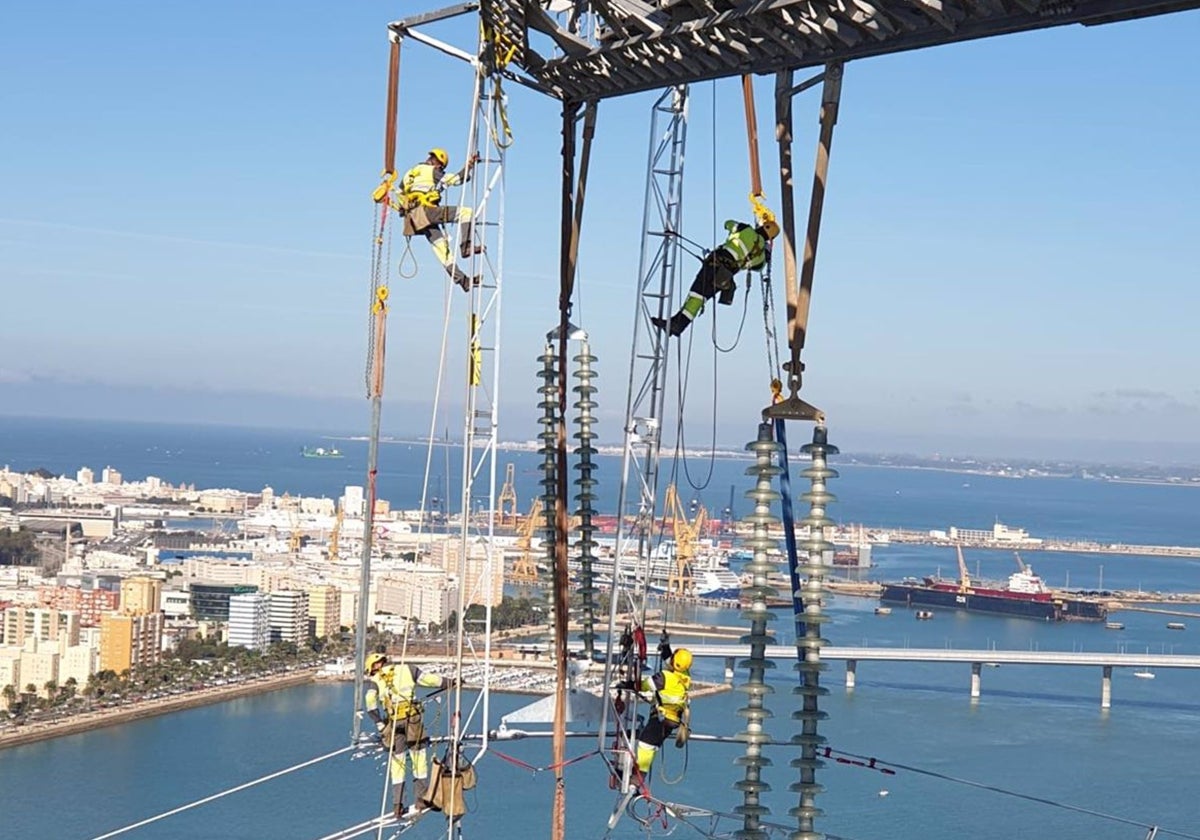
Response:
[374,718,398,840]
[414,260,458,544]
[88,745,354,840]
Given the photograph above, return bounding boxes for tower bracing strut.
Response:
[600,84,689,761]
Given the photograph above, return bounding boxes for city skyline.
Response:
[3,4,1199,459]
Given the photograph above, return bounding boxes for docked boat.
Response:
[915,610,934,620]
[874,606,892,616]
[302,446,343,459]
[1105,622,1125,630]
[880,547,1107,622]
[1167,622,1186,630]
[1133,670,1156,679]
[585,541,743,601]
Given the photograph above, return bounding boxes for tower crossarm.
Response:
[478,0,1200,101]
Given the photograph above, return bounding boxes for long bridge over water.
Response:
[502,643,1200,709]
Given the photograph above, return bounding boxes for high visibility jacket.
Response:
[641,668,691,724]
[400,162,467,209]
[365,663,444,719]
[719,220,769,272]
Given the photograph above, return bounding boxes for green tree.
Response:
[0,527,38,566]
[2,684,16,709]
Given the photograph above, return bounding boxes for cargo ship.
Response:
[881,547,1108,622]
[301,446,343,459]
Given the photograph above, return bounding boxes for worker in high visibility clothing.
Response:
[652,219,780,336]
[398,148,482,292]
[624,643,692,774]
[363,652,453,819]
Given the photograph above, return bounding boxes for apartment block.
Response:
[37,586,119,626]
[120,577,162,616]
[429,539,502,608]
[0,652,20,705]
[19,647,59,696]
[227,593,269,651]
[306,585,341,639]
[99,613,163,673]
[268,590,308,644]
[2,607,81,647]
[376,569,458,627]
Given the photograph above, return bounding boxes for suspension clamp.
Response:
[763,362,823,422]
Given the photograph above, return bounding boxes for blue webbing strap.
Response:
[773,418,807,645]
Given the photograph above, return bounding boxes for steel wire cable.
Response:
[88,745,355,840]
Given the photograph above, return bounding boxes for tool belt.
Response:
[402,204,439,237]
[382,706,426,749]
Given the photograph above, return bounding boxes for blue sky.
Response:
[2,2,1199,458]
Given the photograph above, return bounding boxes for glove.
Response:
[616,680,637,691]
[375,720,386,734]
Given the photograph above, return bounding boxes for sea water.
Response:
[2,418,1200,838]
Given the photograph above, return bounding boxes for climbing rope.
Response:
[760,259,782,387]
[397,236,418,279]
[710,275,750,354]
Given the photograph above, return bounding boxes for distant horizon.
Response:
[5,408,1200,469]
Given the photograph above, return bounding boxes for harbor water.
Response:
[2,417,1200,838]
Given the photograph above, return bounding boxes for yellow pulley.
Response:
[373,285,390,314]
[749,192,776,227]
[372,170,398,205]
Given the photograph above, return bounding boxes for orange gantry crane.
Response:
[664,483,707,598]
[510,500,541,585]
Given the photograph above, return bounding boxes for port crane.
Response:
[956,544,972,592]
[328,506,343,564]
[497,463,518,526]
[510,500,541,585]
[1013,551,1029,573]
[288,510,302,555]
[664,483,706,598]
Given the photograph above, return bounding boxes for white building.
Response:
[376,569,458,627]
[101,466,122,486]
[76,467,94,485]
[161,589,192,620]
[269,590,309,644]
[341,485,365,518]
[227,593,270,651]
[430,539,502,608]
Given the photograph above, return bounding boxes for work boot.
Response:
[452,271,481,292]
[667,313,690,337]
[651,313,689,337]
[414,777,430,810]
[392,782,405,820]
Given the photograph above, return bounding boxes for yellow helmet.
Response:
[760,219,780,241]
[429,148,449,167]
[365,652,388,674]
[672,648,693,672]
